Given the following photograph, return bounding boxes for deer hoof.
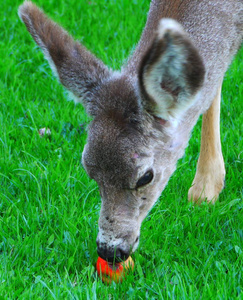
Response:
[188,172,225,204]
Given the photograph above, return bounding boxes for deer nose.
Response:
[96,241,130,263]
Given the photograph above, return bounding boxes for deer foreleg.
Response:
[188,84,226,204]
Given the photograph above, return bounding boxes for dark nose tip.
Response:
[97,245,130,263]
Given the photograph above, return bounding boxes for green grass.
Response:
[0,0,242,299]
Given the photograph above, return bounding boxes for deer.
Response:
[18,1,242,263]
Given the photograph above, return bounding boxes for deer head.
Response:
[19,2,205,262]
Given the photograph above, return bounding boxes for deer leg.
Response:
[188,83,225,204]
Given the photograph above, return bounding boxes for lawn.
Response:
[0,0,242,299]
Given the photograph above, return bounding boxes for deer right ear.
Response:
[18,1,112,116]
[139,19,205,121]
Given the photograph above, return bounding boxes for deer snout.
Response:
[96,231,139,262]
[96,240,130,263]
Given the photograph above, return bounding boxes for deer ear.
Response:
[18,1,112,115]
[139,19,205,121]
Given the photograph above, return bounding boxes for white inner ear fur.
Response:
[143,18,200,122]
[157,18,185,38]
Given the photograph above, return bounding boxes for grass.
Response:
[0,0,242,299]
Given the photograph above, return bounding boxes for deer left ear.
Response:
[139,18,205,121]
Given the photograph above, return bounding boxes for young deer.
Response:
[19,1,242,262]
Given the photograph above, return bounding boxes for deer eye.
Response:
[136,171,154,189]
